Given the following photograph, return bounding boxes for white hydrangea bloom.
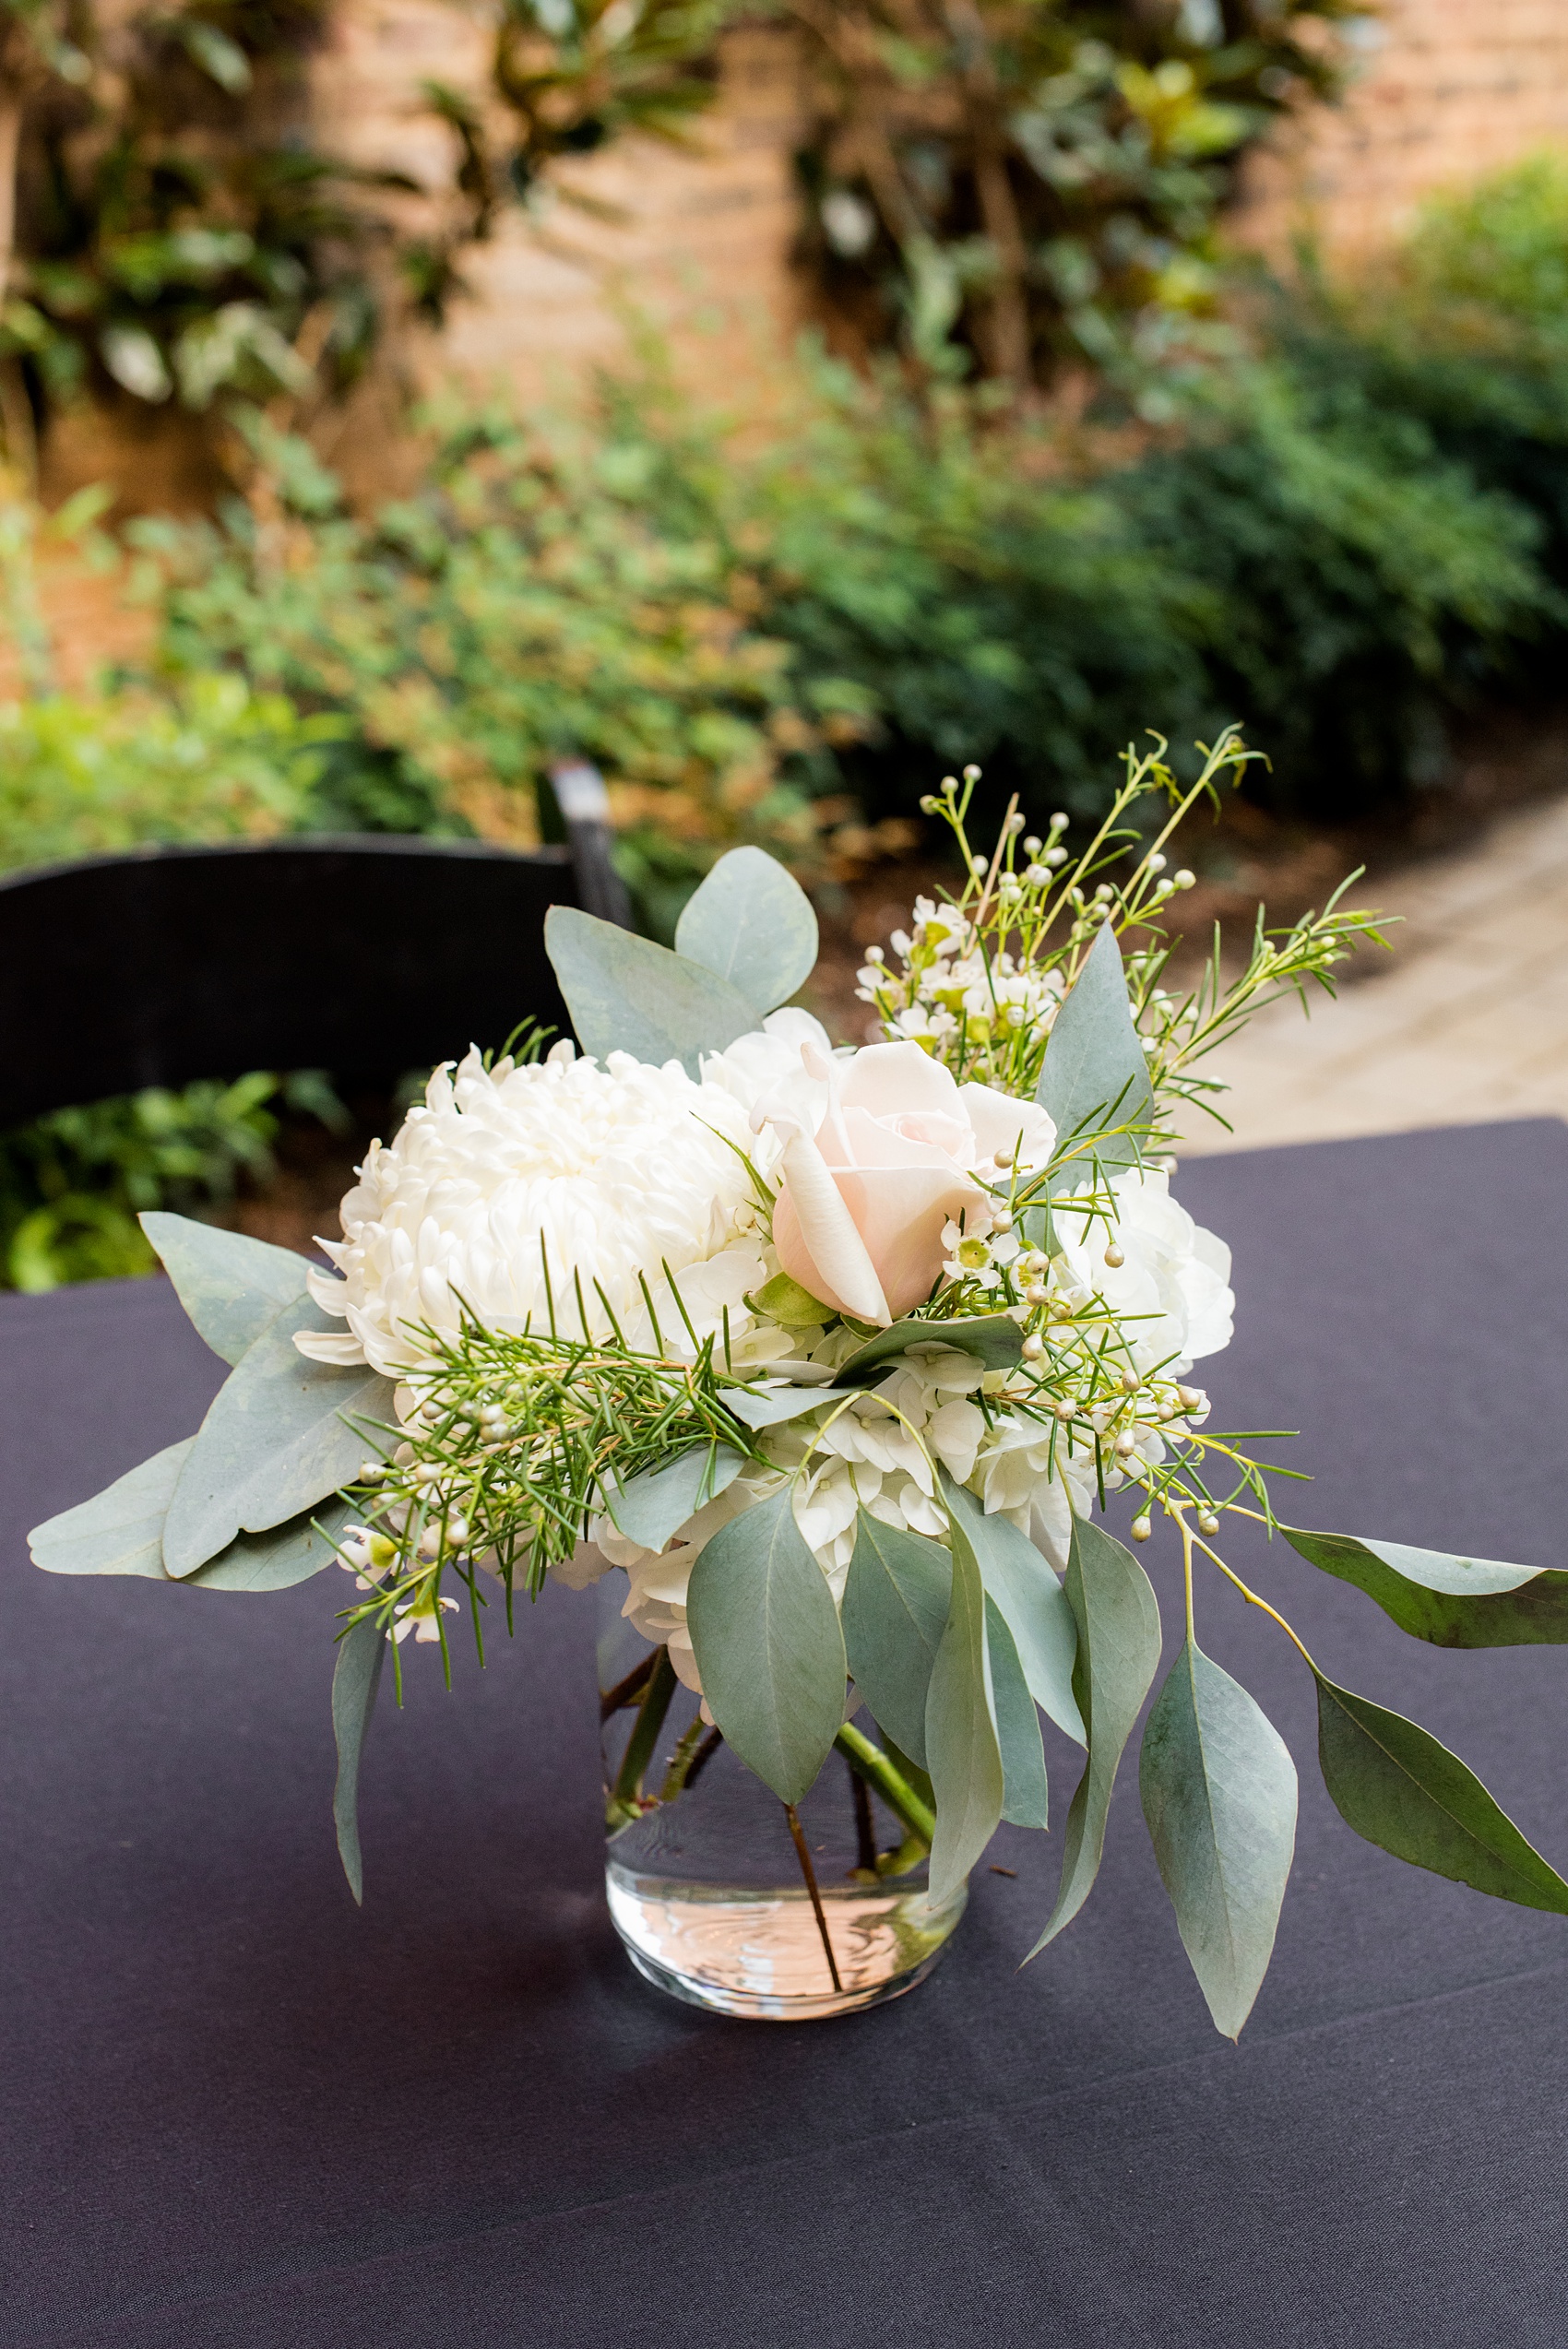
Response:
[297,1010,831,1379]
[1051,1166,1232,1376]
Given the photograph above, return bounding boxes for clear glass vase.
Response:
[598,1575,967,2021]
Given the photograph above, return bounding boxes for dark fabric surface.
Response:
[5,1120,1568,2347]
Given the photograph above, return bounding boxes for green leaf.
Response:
[30,1439,356,1593]
[1036,924,1154,1183]
[140,1211,314,1367]
[841,1509,952,1767]
[686,1486,847,1804]
[836,1313,1024,1386]
[186,1499,355,1592]
[1024,1516,1162,1960]
[719,1383,856,1430]
[544,905,758,1077]
[751,1271,832,1327]
[162,1298,393,1577]
[30,1439,192,1577]
[1313,1671,1568,1913]
[985,1596,1050,1830]
[1139,1640,1298,2038]
[941,1475,1084,1744]
[673,846,819,1015]
[1285,1525,1568,1649]
[926,1489,1005,1902]
[332,1618,386,1905]
[604,1442,746,1549]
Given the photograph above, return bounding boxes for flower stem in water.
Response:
[785,1802,843,1994]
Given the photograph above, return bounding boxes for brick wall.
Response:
[313,7,813,405]
[315,0,1568,408]
[1234,0,1568,255]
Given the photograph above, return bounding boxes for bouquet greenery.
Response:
[32,732,1568,2035]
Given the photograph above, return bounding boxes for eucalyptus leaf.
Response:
[673,846,819,1015]
[926,1490,1005,1903]
[941,1476,1084,1744]
[1285,1526,1568,1649]
[186,1499,355,1592]
[837,1313,1024,1386]
[985,1596,1050,1831]
[841,1509,952,1767]
[604,1443,746,1550]
[719,1384,855,1430]
[162,1298,393,1576]
[1024,1515,1162,1960]
[686,1485,847,1804]
[140,1211,314,1367]
[544,905,758,1078]
[1313,1672,1568,1913]
[1140,1640,1298,2038]
[30,1440,192,1578]
[332,1617,386,1905]
[30,1439,358,1594]
[1036,924,1154,1186]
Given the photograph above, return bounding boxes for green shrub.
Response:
[0,1070,346,1292]
[120,156,1568,891]
[140,404,848,918]
[0,669,341,874]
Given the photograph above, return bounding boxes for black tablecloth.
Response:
[6,1120,1568,2347]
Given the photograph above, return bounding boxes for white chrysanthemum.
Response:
[297,1024,825,1378]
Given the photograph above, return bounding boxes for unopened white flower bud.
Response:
[358,1460,386,1484]
[1046,846,1067,868]
[1049,812,1068,834]
[1131,1515,1153,1543]
[1146,851,1168,874]
[1024,1283,1050,1307]
[1023,835,1042,855]
[1197,1512,1220,1536]
[970,854,990,878]
[920,795,939,813]
[1114,1431,1137,1457]
[1006,810,1025,833]
[1103,1244,1125,1268]
[1174,869,1195,890]
[1021,1333,1045,1361]
[1024,863,1050,886]
[964,764,982,781]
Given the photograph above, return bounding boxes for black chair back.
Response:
[0,831,626,1126]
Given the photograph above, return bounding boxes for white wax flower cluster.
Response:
[856,894,1066,1055]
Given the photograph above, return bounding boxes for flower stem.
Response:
[600,1649,658,1723]
[835,1724,936,1845]
[785,1802,842,1995]
[607,1645,677,1827]
[849,1756,877,1875]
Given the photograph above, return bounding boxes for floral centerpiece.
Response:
[33,731,1568,2032]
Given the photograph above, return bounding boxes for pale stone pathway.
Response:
[1174,795,1568,1157]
